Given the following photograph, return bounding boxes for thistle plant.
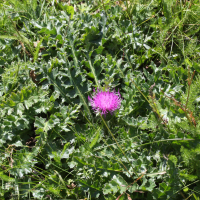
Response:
[1,0,200,199]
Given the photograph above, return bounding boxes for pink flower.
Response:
[88,88,121,115]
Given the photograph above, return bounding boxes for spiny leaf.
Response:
[34,117,54,132]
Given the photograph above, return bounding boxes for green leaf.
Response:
[66,6,74,19]
[61,144,74,159]
[89,127,101,149]
[0,35,18,40]
[103,175,127,195]
[34,117,54,132]
[95,46,104,54]
[0,171,15,182]
[33,38,43,62]
[139,177,156,192]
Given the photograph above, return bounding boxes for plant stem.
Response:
[100,114,135,175]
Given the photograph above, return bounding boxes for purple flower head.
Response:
[88,88,121,115]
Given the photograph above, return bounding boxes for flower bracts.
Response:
[88,88,121,115]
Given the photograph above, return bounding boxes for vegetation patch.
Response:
[0,0,200,199]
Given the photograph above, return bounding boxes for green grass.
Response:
[0,0,200,199]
